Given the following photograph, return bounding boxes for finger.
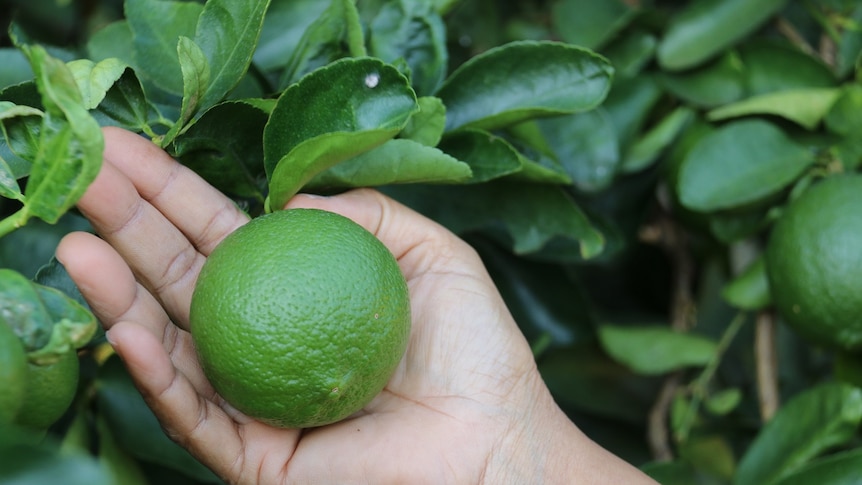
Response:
[286,189,478,280]
[108,321,300,483]
[102,127,249,255]
[57,232,213,394]
[74,157,203,327]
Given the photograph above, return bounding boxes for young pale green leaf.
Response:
[305,138,471,190]
[438,129,522,183]
[386,181,605,259]
[277,0,365,90]
[87,20,136,67]
[437,41,613,132]
[534,109,620,192]
[27,283,97,365]
[707,88,842,130]
[193,0,271,110]
[400,96,446,146]
[657,0,790,71]
[21,45,104,225]
[597,325,718,375]
[264,58,418,206]
[125,0,203,95]
[66,58,127,110]
[0,268,53,352]
[158,36,210,147]
[622,106,694,173]
[678,120,814,212]
[736,383,862,485]
[772,449,862,485]
[722,256,771,311]
[551,0,638,50]
[368,0,448,96]
[704,388,743,416]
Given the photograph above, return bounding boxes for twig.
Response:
[755,310,780,421]
[775,17,818,58]
[643,215,695,461]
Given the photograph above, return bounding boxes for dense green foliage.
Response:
[1,0,862,483]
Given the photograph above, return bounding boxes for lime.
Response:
[0,322,27,424]
[190,208,411,428]
[765,174,862,351]
[14,350,79,429]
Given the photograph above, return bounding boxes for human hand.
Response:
[58,127,656,484]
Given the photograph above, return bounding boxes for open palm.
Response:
[58,128,654,485]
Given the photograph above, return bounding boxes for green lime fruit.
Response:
[14,350,79,429]
[190,208,411,428]
[765,174,862,351]
[0,322,27,424]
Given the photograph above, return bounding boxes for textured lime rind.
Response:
[766,174,862,351]
[190,209,411,428]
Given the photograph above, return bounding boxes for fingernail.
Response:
[105,329,117,347]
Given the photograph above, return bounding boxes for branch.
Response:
[755,310,780,421]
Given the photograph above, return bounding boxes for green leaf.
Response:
[400,96,446,146]
[90,68,162,135]
[277,0,365,89]
[659,51,746,108]
[193,0,271,110]
[597,324,718,375]
[0,47,33,89]
[124,0,203,95]
[772,448,862,485]
[264,58,418,208]
[657,0,790,70]
[621,106,694,173]
[826,83,862,137]
[707,88,842,130]
[437,40,614,131]
[438,129,522,183]
[368,0,447,96]
[305,138,472,190]
[87,20,135,66]
[386,181,605,259]
[0,442,112,485]
[603,28,658,78]
[739,40,837,97]
[0,154,23,201]
[0,268,53,352]
[678,120,814,212]
[95,415,150,485]
[551,0,638,50]
[735,382,862,485]
[534,109,620,192]
[722,256,771,311]
[21,45,104,225]
[66,58,127,110]
[255,0,329,72]
[705,388,743,416]
[158,36,210,147]
[171,99,270,200]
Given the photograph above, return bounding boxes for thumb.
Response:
[285,188,478,280]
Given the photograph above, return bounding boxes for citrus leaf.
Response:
[603,28,658,78]
[0,47,32,88]
[66,57,127,110]
[193,0,271,110]
[597,324,718,375]
[386,181,605,259]
[254,0,328,72]
[622,106,694,173]
[677,120,814,212]
[264,58,418,208]
[0,268,53,352]
[437,40,613,131]
[551,0,638,50]
[0,154,23,201]
[739,41,837,97]
[722,256,771,311]
[707,88,842,130]
[305,138,471,190]
[124,0,203,94]
[438,129,523,183]
[534,109,620,192]
[772,448,862,485]
[736,382,862,485]
[26,283,97,365]
[657,0,790,71]
[400,96,446,146]
[158,36,210,147]
[368,0,447,95]
[90,68,161,135]
[659,51,746,108]
[21,45,104,224]
[276,0,365,90]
